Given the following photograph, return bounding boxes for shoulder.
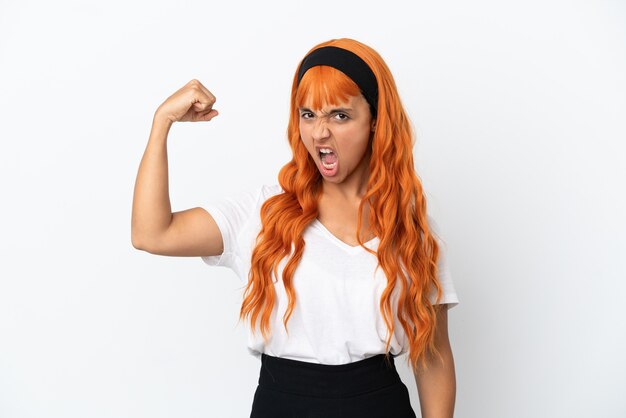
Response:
[261,183,284,196]
[231,184,282,205]
[258,183,284,202]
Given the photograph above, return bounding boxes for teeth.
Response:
[319,148,334,154]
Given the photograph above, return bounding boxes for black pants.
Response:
[249,353,416,418]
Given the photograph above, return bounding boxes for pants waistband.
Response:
[258,353,401,398]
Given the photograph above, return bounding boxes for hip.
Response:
[249,353,416,418]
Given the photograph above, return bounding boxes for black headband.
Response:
[296,46,378,116]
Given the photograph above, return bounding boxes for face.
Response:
[298,93,376,184]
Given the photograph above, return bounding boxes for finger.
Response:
[187,79,215,108]
[198,108,219,121]
[180,81,208,111]
[195,82,216,105]
[190,91,214,112]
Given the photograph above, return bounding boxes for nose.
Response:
[311,118,331,141]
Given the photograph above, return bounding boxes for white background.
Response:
[1,0,625,417]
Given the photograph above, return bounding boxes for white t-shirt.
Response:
[201,184,459,365]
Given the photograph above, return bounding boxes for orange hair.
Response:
[238,38,445,370]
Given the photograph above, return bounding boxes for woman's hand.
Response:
[154,79,219,124]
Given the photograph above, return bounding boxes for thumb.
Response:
[199,108,219,121]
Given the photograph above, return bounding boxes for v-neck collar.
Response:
[311,219,379,254]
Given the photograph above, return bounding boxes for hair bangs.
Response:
[295,65,361,110]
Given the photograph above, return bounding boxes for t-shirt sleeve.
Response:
[427,215,460,310]
[199,185,262,271]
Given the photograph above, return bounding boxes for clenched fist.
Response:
[155,79,219,124]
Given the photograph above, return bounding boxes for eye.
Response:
[300,112,314,119]
[334,113,349,121]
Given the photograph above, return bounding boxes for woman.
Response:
[132,38,459,418]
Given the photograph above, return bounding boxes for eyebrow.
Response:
[298,107,354,114]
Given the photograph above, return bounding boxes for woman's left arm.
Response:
[412,304,456,418]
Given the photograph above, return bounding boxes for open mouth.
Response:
[317,148,338,175]
[318,148,337,163]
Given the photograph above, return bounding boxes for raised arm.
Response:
[131,79,223,257]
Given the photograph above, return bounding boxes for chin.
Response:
[321,173,343,182]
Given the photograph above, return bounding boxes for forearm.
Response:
[413,345,456,418]
[131,114,174,249]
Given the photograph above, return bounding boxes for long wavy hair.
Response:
[238,38,445,370]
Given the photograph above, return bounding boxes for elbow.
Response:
[131,226,167,254]
[131,229,150,251]
[131,233,144,251]
[132,232,161,254]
